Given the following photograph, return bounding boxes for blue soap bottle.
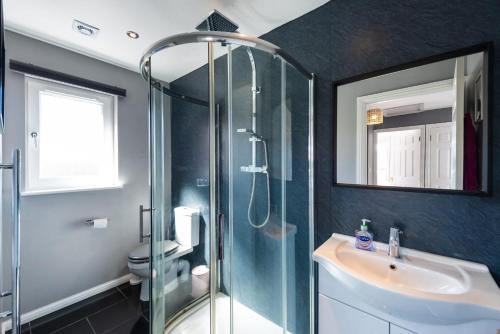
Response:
[355,219,374,251]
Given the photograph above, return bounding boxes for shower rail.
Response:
[139,31,312,81]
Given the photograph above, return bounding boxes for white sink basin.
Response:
[313,233,500,325]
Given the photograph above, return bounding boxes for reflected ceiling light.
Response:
[126,31,140,39]
[367,108,383,125]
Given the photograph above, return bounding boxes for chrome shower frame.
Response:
[141,31,315,334]
[140,31,312,81]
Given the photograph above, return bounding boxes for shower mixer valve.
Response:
[237,128,268,174]
[249,136,262,142]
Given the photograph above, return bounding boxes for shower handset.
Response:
[236,46,271,228]
[237,128,267,174]
[236,127,271,228]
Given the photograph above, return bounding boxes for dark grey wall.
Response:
[260,0,500,283]
[164,2,500,332]
[373,108,452,130]
[170,97,210,268]
[2,31,149,312]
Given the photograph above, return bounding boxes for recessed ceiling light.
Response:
[126,31,140,39]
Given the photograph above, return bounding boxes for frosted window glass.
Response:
[25,76,118,193]
[38,91,105,179]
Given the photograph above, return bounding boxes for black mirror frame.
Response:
[332,42,494,196]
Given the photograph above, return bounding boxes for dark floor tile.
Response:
[6,323,31,334]
[52,320,94,334]
[141,302,149,321]
[117,284,141,302]
[31,291,125,334]
[103,315,148,334]
[88,300,141,334]
[117,282,130,289]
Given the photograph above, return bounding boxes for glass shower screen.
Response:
[146,34,314,334]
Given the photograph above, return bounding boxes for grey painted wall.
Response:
[373,108,452,130]
[2,31,149,313]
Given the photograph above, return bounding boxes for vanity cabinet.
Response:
[317,265,499,334]
[319,293,416,334]
[314,235,500,334]
[319,294,389,334]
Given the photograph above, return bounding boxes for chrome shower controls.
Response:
[240,165,268,174]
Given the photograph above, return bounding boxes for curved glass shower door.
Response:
[148,44,212,334]
[146,34,314,334]
[225,45,314,334]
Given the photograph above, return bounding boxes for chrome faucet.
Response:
[388,227,403,259]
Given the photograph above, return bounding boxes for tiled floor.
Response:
[7,283,148,334]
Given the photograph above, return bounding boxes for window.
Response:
[25,76,120,194]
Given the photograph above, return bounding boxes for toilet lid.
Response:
[128,240,179,263]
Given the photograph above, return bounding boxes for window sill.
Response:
[21,183,124,196]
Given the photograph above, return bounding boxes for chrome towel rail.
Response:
[0,149,21,334]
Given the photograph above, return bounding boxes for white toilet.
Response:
[128,206,200,301]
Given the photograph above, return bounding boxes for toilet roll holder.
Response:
[84,218,108,226]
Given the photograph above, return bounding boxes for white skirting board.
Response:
[1,274,132,333]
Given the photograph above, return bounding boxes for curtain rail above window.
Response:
[9,60,127,97]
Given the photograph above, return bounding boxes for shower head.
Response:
[237,128,263,141]
[237,128,254,135]
[196,10,239,32]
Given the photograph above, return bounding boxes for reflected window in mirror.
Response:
[334,44,491,194]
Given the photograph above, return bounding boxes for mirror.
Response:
[334,44,491,194]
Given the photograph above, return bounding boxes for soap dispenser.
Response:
[355,219,374,251]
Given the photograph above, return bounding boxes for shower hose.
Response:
[247,139,270,228]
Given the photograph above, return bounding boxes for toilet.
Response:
[128,206,200,301]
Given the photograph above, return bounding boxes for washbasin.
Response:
[335,242,468,295]
[313,233,500,325]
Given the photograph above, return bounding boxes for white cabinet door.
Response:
[319,294,389,334]
[374,127,424,188]
[425,122,453,189]
[390,324,416,334]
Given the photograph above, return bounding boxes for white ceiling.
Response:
[4,0,328,81]
[371,90,454,117]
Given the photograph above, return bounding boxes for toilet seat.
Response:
[128,240,179,264]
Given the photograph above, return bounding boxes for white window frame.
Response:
[24,75,121,195]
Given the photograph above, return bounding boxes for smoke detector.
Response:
[72,20,100,37]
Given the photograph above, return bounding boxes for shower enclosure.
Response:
[141,32,314,334]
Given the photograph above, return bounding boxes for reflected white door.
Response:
[426,122,453,189]
[374,133,391,186]
[374,126,424,187]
